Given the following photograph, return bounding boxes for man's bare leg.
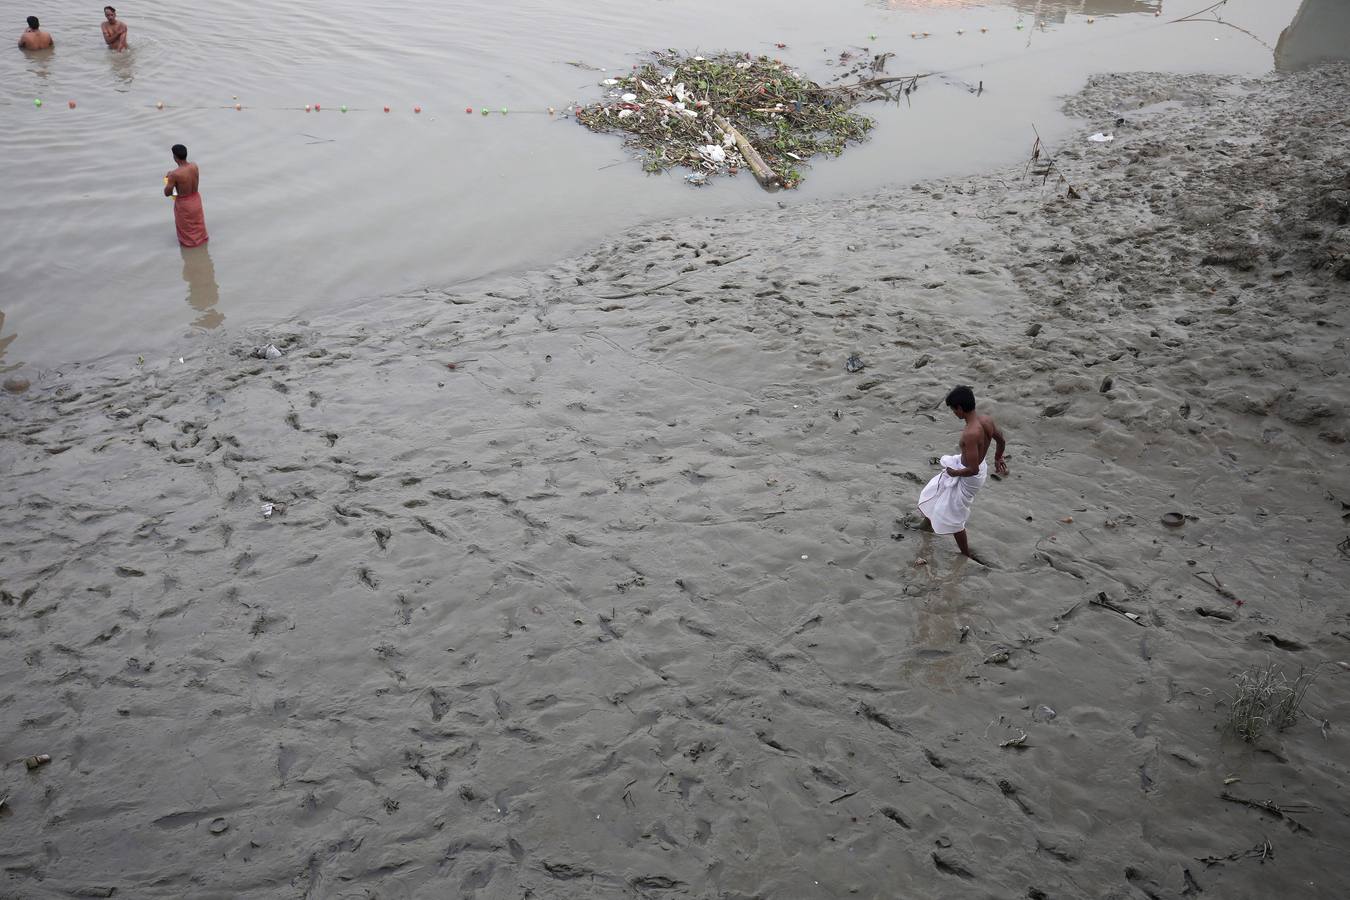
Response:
[953,530,972,558]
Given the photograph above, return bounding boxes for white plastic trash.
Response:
[621,93,637,102]
[1088,132,1114,142]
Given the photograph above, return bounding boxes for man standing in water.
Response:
[165,145,209,247]
[101,6,127,50]
[917,385,1008,559]
[17,16,54,49]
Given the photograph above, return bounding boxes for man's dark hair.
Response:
[945,385,976,413]
[105,6,116,13]
[27,16,39,29]
[171,144,188,161]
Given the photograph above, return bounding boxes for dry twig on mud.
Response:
[1219,792,1317,834]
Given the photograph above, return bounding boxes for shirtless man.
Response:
[17,16,54,49]
[916,385,1009,558]
[165,145,209,247]
[101,6,127,50]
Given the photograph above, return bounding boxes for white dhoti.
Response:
[917,454,988,535]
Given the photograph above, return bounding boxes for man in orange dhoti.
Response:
[165,144,209,248]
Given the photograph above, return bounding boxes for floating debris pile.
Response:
[575,51,914,189]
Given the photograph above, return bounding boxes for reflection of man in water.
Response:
[180,246,223,329]
[18,16,54,49]
[101,6,127,50]
[165,144,209,247]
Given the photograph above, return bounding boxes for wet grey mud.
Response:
[3,56,1349,896]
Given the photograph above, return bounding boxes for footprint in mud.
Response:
[931,852,975,880]
[285,412,300,430]
[879,807,911,829]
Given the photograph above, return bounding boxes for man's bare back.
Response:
[101,7,127,50]
[165,162,201,197]
[948,413,1009,479]
[18,20,53,50]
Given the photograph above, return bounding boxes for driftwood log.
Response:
[713,115,781,191]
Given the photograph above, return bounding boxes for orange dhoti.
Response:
[174,192,209,247]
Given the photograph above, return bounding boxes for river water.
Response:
[0,0,1299,370]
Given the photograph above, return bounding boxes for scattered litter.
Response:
[111,407,133,419]
[1090,591,1147,626]
[1087,132,1114,142]
[261,502,275,518]
[698,144,727,164]
[252,344,283,360]
[24,754,51,770]
[684,172,708,186]
[845,353,866,373]
[1059,516,1074,524]
[1034,705,1057,721]
[209,817,230,835]
[958,624,971,643]
[800,554,808,560]
[1161,511,1184,527]
[1223,775,1241,785]
[999,730,1028,748]
[984,647,1011,665]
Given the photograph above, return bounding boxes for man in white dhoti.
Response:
[917,386,1008,558]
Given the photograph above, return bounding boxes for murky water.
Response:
[0,0,1299,369]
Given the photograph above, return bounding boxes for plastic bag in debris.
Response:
[251,343,283,360]
[699,144,727,164]
[1087,132,1114,142]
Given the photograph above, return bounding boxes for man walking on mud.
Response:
[917,385,1008,558]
